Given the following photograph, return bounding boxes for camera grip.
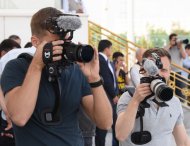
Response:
[42,42,53,64]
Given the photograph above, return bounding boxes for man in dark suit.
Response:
[95,39,119,146]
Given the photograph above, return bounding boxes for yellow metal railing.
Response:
[169,63,190,106]
[88,20,140,70]
[88,20,190,107]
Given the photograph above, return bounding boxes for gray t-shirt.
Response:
[167,46,184,72]
[117,92,183,146]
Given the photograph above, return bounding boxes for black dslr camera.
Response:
[140,52,173,104]
[42,14,94,81]
[176,39,189,45]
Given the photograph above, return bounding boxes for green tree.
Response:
[136,35,149,48]
[171,22,190,41]
[147,25,168,48]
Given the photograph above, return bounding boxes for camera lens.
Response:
[150,79,173,101]
[62,42,94,63]
[183,39,189,44]
[156,85,173,101]
[78,45,94,62]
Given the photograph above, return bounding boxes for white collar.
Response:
[99,52,108,61]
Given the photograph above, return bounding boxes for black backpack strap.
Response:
[125,86,135,97]
[17,53,62,125]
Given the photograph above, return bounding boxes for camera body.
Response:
[140,53,173,102]
[62,42,94,63]
[140,76,173,102]
[176,39,189,45]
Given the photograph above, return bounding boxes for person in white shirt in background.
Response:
[130,48,145,87]
[61,0,86,13]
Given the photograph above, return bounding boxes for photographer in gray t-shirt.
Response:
[164,33,187,101]
[116,48,190,146]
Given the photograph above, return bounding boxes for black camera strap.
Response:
[152,98,169,107]
[41,76,62,125]
[131,113,152,145]
[125,86,152,144]
[17,53,62,125]
[42,42,53,64]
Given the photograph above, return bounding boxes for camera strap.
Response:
[131,114,152,145]
[152,98,169,107]
[41,76,62,125]
[42,42,53,64]
[17,53,62,125]
[125,86,152,144]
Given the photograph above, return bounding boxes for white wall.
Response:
[0,9,88,47]
[0,0,56,9]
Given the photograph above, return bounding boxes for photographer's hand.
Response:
[33,40,64,69]
[177,42,186,59]
[77,48,100,82]
[133,83,152,103]
[116,83,152,141]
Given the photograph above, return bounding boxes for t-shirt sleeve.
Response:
[1,58,28,95]
[117,92,131,115]
[175,99,184,125]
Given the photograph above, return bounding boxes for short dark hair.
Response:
[169,33,177,40]
[143,48,171,62]
[98,39,112,52]
[0,39,21,52]
[8,35,20,40]
[31,7,63,37]
[24,42,33,48]
[185,44,190,50]
[112,51,124,60]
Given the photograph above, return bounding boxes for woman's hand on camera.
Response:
[133,83,152,104]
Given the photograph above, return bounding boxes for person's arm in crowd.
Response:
[0,87,13,134]
[115,83,151,141]
[178,43,186,59]
[78,48,113,130]
[183,58,190,69]
[0,87,8,119]
[173,124,190,146]
[4,40,64,126]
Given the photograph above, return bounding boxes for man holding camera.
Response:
[165,33,187,100]
[115,48,190,146]
[0,7,113,146]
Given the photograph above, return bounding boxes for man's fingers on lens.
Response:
[53,56,62,61]
[53,48,63,55]
[52,40,64,46]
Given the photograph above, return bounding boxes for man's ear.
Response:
[31,35,40,47]
[0,50,7,57]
